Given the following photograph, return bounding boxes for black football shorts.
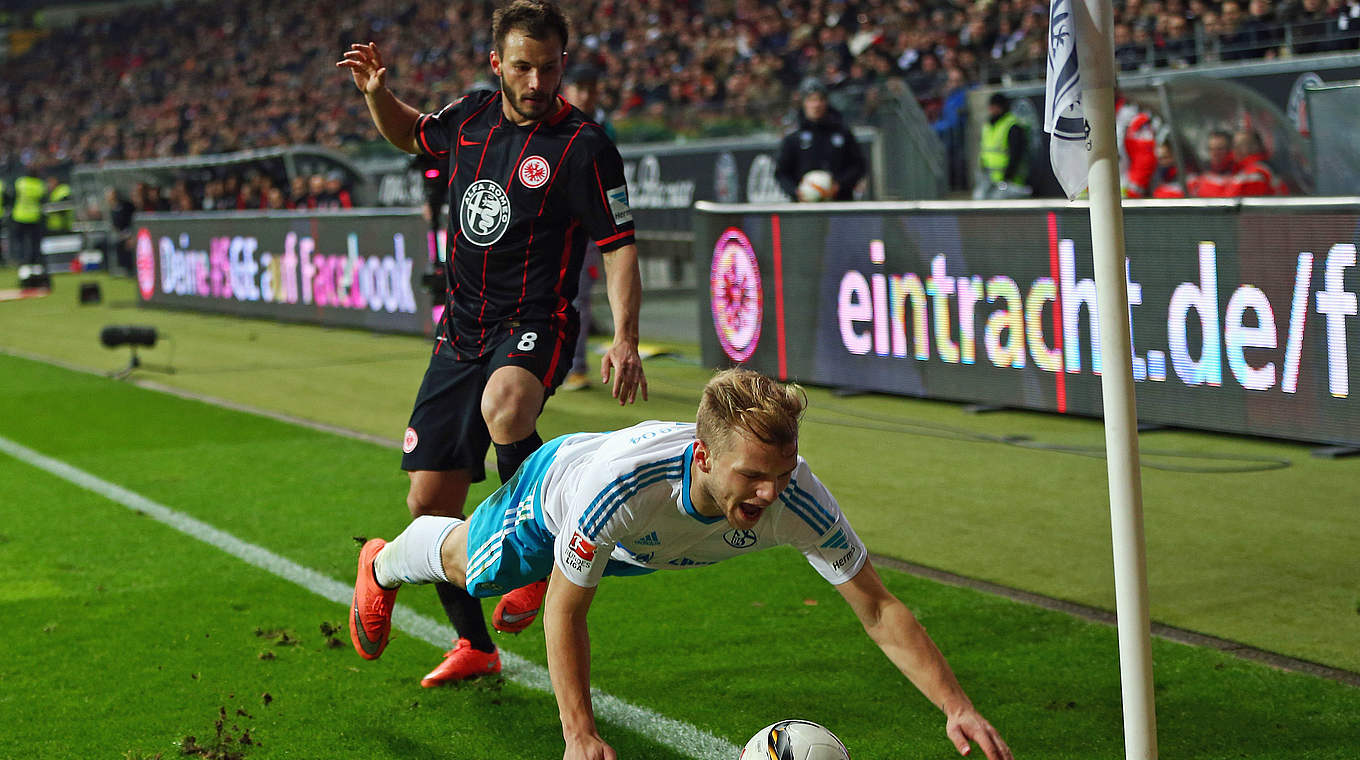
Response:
[400,319,577,480]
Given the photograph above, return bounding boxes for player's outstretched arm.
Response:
[336,42,421,154]
[600,243,647,406]
[835,561,1013,760]
[544,565,616,760]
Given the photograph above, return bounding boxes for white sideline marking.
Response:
[0,434,738,760]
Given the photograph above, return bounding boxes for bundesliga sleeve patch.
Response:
[569,531,596,561]
[560,529,599,576]
[606,185,632,226]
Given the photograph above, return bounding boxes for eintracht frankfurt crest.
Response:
[518,156,550,188]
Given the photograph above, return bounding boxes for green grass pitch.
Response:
[0,271,1357,758]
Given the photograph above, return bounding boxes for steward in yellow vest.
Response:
[11,175,46,265]
[979,96,1029,186]
[45,178,73,233]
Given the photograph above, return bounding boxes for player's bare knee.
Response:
[406,490,432,517]
[481,385,540,442]
[405,472,469,518]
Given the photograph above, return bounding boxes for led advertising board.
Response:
[697,201,1360,446]
[135,210,436,335]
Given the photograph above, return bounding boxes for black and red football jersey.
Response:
[415,89,635,359]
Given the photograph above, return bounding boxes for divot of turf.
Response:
[178,705,258,759]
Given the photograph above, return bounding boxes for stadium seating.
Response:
[2,0,1356,198]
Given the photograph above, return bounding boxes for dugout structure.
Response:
[1306,80,1360,197]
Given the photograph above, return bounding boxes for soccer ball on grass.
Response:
[740,719,850,759]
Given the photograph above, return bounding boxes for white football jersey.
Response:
[537,421,868,589]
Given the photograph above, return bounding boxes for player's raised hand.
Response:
[337,42,388,95]
[946,708,1013,760]
[601,341,648,406]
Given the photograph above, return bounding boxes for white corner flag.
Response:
[1045,0,1092,200]
[1045,2,1159,759]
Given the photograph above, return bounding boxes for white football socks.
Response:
[373,515,460,588]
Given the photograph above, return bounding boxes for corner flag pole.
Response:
[1046,1,1158,758]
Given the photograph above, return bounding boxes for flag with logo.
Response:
[1044,0,1091,200]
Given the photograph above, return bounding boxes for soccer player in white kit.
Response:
[350,368,1013,760]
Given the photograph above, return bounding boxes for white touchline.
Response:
[0,434,738,760]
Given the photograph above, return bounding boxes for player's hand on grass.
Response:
[946,707,1013,760]
[337,42,388,96]
[601,341,647,406]
[563,732,616,760]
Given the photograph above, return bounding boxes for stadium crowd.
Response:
[109,171,355,213]
[2,0,1356,187]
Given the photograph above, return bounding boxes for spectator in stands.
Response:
[288,175,309,209]
[0,0,1343,205]
[1160,13,1199,66]
[1228,128,1286,195]
[565,63,614,140]
[1218,1,1257,59]
[1243,0,1286,57]
[168,180,196,212]
[1150,141,1189,198]
[775,77,867,202]
[1130,22,1157,67]
[301,174,327,209]
[201,179,228,211]
[1187,130,1238,197]
[1287,0,1340,53]
[1007,35,1049,83]
[1116,93,1158,197]
[237,182,263,211]
[266,187,289,210]
[974,92,1030,199]
[221,176,241,208]
[1198,10,1225,61]
[1323,0,1360,49]
[904,53,943,99]
[932,67,973,191]
[317,172,354,209]
[144,184,170,212]
[1114,23,1148,71]
[990,15,1027,63]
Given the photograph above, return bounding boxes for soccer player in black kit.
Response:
[338,0,647,688]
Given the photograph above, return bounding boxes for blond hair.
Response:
[696,368,806,454]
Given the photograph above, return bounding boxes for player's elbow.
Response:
[860,597,915,641]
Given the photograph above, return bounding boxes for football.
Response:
[740,719,850,760]
[796,170,835,202]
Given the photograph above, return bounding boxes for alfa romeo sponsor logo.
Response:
[460,179,512,246]
[710,227,762,362]
[402,427,419,453]
[135,228,156,301]
[518,156,550,188]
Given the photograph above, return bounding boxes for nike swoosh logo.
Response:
[499,609,539,624]
[459,135,481,147]
[352,601,382,656]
